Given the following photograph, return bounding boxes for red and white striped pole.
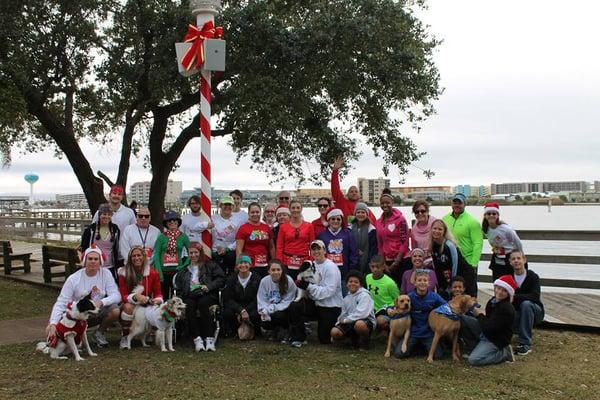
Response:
[191,1,221,257]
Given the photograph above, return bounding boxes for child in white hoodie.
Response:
[330,270,376,348]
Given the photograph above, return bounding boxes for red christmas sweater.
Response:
[275,221,315,269]
[118,265,163,304]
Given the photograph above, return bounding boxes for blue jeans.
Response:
[468,334,513,366]
[514,301,544,346]
[394,335,442,359]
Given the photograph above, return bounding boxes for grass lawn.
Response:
[0,278,599,399]
[0,279,58,321]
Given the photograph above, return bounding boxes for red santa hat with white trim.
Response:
[81,245,107,264]
[484,202,500,214]
[493,274,518,298]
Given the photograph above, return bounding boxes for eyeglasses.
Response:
[485,212,498,216]
[317,204,329,208]
[414,209,428,215]
[138,214,150,219]
[279,197,289,200]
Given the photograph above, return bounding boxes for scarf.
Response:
[164,229,182,256]
[435,303,460,321]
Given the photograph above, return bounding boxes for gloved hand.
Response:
[296,279,309,290]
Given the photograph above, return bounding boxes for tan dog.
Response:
[427,294,477,363]
[384,295,412,358]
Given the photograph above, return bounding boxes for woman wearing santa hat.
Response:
[482,202,524,281]
[460,274,517,366]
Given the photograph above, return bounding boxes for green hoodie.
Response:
[442,211,483,267]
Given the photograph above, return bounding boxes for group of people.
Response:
[45,159,544,366]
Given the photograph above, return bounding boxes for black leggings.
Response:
[184,292,217,339]
[260,310,290,331]
[288,298,341,344]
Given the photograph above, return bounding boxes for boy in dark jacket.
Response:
[510,251,544,355]
[460,275,517,366]
[222,255,262,338]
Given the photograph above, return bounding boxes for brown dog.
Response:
[384,295,412,358]
[427,294,477,363]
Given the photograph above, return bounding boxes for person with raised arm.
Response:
[330,157,376,224]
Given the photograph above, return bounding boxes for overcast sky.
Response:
[2,0,600,198]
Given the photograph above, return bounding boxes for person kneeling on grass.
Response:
[460,275,517,366]
[331,270,376,349]
[288,240,343,348]
[365,255,399,332]
[222,255,262,338]
[395,270,446,359]
[510,250,544,356]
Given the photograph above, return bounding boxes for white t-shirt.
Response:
[238,272,252,289]
[514,272,527,287]
[232,210,249,226]
[92,204,136,236]
[212,214,240,251]
[181,212,211,243]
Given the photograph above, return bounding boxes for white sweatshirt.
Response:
[307,258,343,308]
[92,204,136,236]
[181,212,211,243]
[485,224,523,258]
[257,275,298,315]
[212,214,240,251]
[49,268,120,324]
[119,224,161,263]
[337,287,376,326]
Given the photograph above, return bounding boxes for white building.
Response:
[56,193,88,207]
[129,180,183,206]
[357,177,390,204]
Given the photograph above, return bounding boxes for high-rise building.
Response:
[358,177,390,204]
[129,180,183,205]
[491,181,588,195]
[452,185,491,198]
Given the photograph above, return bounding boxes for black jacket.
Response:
[478,297,515,349]
[513,270,544,312]
[80,222,121,267]
[223,272,261,314]
[173,260,226,300]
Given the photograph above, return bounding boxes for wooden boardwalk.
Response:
[3,241,600,330]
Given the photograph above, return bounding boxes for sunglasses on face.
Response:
[279,197,289,200]
[317,204,329,208]
[138,214,150,219]
[414,209,428,215]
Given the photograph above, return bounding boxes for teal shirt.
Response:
[442,211,483,267]
[365,273,400,312]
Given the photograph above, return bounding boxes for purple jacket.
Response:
[317,227,359,277]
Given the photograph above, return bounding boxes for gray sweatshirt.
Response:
[257,275,298,315]
[337,287,376,326]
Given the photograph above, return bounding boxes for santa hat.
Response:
[484,202,500,214]
[493,274,518,298]
[276,205,290,216]
[82,245,107,264]
[327,208,344,220]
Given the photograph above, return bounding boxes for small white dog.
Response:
[124,296,186,352]
[36,294,99,361]
[294,261,320,302]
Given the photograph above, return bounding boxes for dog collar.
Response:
[162,310,177,323]
[390,311,410,320]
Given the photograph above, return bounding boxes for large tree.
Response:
[0,0,440,225]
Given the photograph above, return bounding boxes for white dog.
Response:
[124,296,186,352]
[294,261,320,302]
[36,294,99,361]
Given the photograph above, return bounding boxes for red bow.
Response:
[182,20,224,71]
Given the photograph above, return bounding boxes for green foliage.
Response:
[0,0,440,196]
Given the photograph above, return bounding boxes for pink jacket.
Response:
[375,208,409,261]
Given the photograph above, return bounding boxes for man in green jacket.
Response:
[442,193,483,289]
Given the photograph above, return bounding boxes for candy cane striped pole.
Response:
[199,68,212,257]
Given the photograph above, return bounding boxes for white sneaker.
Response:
[193,336,205,352]
[119,336,129,350]
[205,337,216,352]
[93,330,109,347]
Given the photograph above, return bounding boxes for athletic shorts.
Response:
[335,319,374,336]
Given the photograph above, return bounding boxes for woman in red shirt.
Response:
[117,246,162,349]
[276,200,315,279]
[236,202,275,278]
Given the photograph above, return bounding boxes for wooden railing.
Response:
[0,211,91,243]
[478,230,600,290]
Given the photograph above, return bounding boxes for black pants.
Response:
[212,250,236,277]
[161,271,176,299]
[221,306,261,336]
[288,298,341,344]
[260,310,290,331]
[184,292,217,339]
[459,265,478,297]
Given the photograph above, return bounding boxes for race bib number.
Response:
[285,255,303,268]
[163,253,179,267]
[254,254,268,267]
[327,253,344,266]
[145,248,154,259]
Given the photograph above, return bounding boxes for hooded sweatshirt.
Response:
[337,287,376,326]
[375,208,409,261]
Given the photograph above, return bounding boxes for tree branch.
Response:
[97,170,115,187]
